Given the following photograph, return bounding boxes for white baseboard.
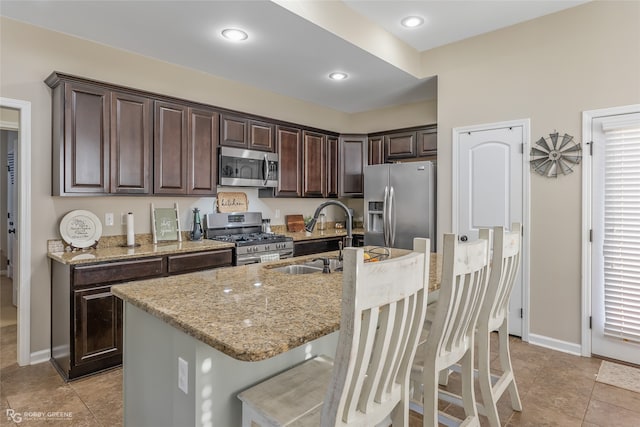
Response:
[30,348,50,365]
[528,333,582,356]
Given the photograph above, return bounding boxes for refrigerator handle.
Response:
[383,186,390,247]
[389,186,396,246]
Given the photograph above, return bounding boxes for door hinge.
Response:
[589,141,593,156]
[520,143,524,154]
[589,229,593,242]
[589,316,592,329]
[520,308,523,319]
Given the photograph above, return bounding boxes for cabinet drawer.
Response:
[73,257,165,287]
[167,249,233,274]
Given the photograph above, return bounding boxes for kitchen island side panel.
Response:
[123,303,339,427]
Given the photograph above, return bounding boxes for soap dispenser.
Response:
[190,208,203,241]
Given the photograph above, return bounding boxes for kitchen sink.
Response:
[271,258,343,274]
[272,265,323,274]
[304,258,343,271]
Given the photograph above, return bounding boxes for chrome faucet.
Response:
[305,200,353,248]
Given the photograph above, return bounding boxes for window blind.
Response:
[603,120,640,343]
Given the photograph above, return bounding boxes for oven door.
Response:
[219,146,278,188]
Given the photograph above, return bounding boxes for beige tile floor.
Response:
[1,276,639,427]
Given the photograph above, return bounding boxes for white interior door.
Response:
[455,122,527,336]
[590,110,640,365]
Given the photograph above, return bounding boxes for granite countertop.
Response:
[47,239,235,265]
[112,249,442,362]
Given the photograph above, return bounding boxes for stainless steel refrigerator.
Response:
[364,161,436,251]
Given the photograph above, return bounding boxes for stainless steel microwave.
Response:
[218,146,278,188]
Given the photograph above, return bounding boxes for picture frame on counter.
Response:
[151,203,181,244]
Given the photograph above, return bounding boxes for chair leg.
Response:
[391,398,409,427]
[477,327,500,427]
[423,364,439,427]
[498,320,522,412]
[460,347,479,424]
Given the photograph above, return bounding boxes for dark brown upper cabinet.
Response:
[249,120,275,152]
[385,131,417,160]
[326,136,339,198]
[339,135,366,197]
[367,136,384,166]
[154,101,188,195]
[417,127,437,157]
[53,81,110,195]
[188,107,219,195]
[47,76,154,196]
[220,114,247,148]
[302,131,326,197]
[220,114,274,152]
[275,126,302,197]
[110,91,152,194]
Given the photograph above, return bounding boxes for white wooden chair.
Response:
[410,233,490,427]
[436,224,523,426]
[238,238,431,427]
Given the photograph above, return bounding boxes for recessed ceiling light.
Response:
[221,28,248,41]
[329,72,348,81]
[401,16,424,28]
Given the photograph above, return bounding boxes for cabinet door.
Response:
[417,127,437,156]
[326,136,339,198]
[275,126,302,197]
[385,131,417,160]
[368,136,384,165]
[249,120,275,152]
[110,91,152,194]
[74,285,122,367]
[188,107,219,195]
[339,135,365,197]
[302,131,326,197]
[64,82,110,194]
[220,114,248,148]
[154,101,188,194]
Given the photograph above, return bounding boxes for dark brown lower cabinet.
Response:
[294,237,343,257]
[51,249,232,380]
[73,286,123,371]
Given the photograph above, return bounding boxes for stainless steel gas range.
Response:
[204,212,294,266]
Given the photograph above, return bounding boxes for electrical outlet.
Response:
[275,209,281,218]
[105,213,114,226]
[178,357,188,394]
[121,213,128,225]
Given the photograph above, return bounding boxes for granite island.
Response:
[112,249,441,426]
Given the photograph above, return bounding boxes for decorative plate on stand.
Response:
[59,210,102,249]
[530,132,582,177]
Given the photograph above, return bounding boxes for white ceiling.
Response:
[0,0,588,113]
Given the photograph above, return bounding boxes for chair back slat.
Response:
[428,234,490,369]
[482,224,522,330]
[322,239,430,426]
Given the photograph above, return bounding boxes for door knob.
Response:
[460,235,468,242]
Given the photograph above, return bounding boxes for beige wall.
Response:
[0,17,432,354]
[424,1,640,344]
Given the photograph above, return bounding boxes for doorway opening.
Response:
[0,98,32,366]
